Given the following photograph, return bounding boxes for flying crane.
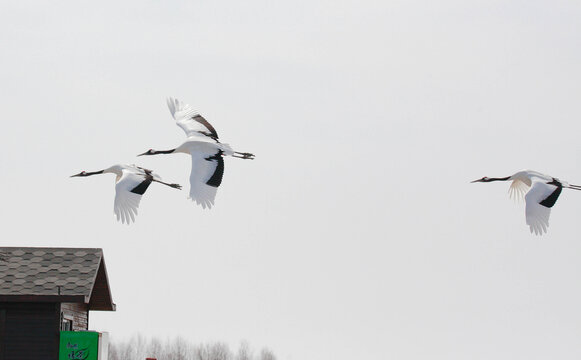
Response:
[472,170,581,235]
[138,97,254,209]
[71,164,181,224]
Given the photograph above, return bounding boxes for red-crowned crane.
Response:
[71,164,181,224]
[472,170,581,235]
[138,98,254,209]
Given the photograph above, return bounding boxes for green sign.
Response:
[59,331,99,360]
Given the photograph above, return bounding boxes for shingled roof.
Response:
[0,247,115,311]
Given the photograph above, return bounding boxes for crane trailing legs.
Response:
[232,152,255,159]
[471,170,581,235]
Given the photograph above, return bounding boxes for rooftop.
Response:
[0,247,115,311]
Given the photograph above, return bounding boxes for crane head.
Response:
[138,149,154,156]
[70,170,104,177]
[471,176,511,183]
[471,176,490,183]
[137,148,176,156]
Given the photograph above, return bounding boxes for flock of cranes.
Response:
[71,98,580,236]
[71,97,254,224]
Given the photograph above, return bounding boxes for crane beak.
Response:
[470,177,485,183]
[137,151,148,156]
[70,170,103,177]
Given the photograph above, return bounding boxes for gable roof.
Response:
[0,247,115,311]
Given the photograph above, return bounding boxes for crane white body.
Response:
[139,97,254,209]
[472,170,581,235]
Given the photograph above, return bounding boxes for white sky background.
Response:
[2,0,581,359]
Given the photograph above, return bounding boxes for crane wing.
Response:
[524,182,559,235]
[166,97,219,140]
[508,179,530,202]
[188,149,225,209]
[114,171,150,224]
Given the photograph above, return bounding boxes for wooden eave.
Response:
[87,256,116,311]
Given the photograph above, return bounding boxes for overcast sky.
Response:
[2,1,581,359]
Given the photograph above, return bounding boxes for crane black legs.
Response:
[232,152,255,160]
[153,179,182,190]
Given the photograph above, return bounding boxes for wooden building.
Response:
[0,247,115,360]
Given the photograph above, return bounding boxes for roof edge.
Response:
[0,295,85,303]
[87,254,116,311]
